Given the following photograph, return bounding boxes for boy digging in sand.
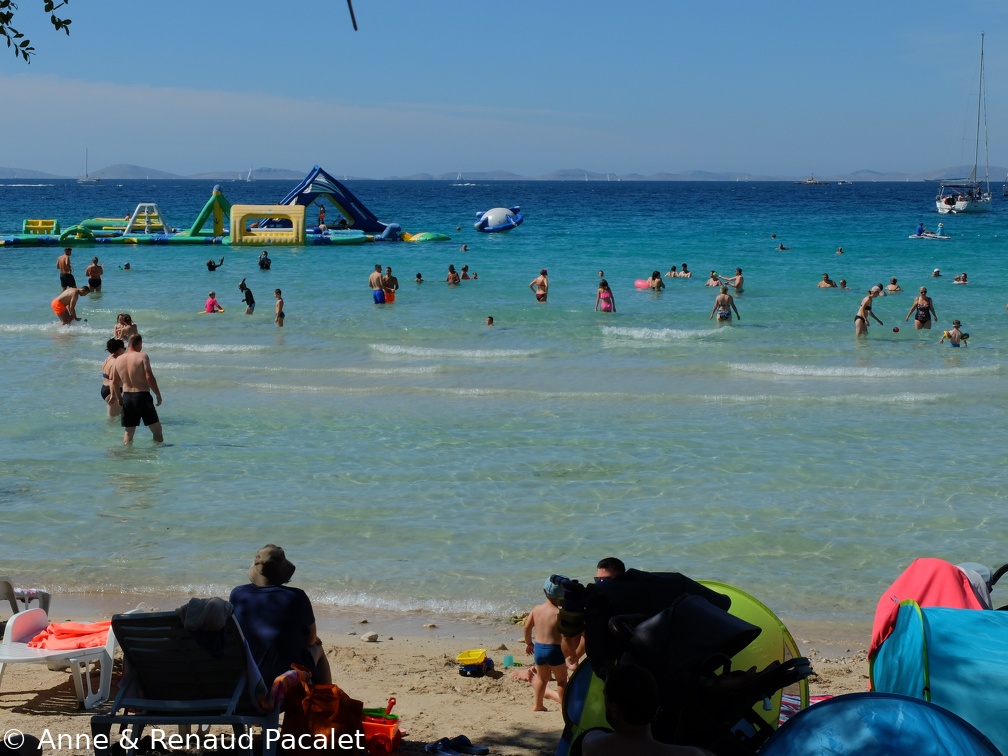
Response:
[524,577,569,711]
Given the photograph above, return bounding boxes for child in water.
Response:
[205,291,224,313]
[940,320,968,347]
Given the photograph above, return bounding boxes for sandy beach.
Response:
[1,601,871,756]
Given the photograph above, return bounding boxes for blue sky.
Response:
[3,1,1008,177]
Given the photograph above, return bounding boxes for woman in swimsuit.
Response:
[648,270,664,291]
[855,287,884,337]
[905,287,937,330]
[101,338,126,417]
[709,285,740,323]
[85,257,103,292]
[114,313,138,342]
[595,279,616,312]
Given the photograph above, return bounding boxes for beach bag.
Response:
[280,664,364,754]
[870,601,1008,754]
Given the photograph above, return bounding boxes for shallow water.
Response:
[1,178,1006,629]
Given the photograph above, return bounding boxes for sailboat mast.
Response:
[980,32,990,193]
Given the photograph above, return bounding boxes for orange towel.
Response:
[28,620,111,650]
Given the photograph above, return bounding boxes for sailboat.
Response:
[245,165,255,182]
[77,149,100,184]
[936,33,991,214]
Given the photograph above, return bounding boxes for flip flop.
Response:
[425,738,462,755]
[446,735,490,755]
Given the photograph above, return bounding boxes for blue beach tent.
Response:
[277,166,396,235]
[871,600,1008,754]
[761,692,1001,755]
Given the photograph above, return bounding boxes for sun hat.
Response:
[248,544,295,587]
[953,319,962,327]
[871,285,883,294]
[544,575,566,601]
[934,268,941,273]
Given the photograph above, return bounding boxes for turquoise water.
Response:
[1,179,1006,627]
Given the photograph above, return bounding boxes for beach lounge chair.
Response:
[0,576,52,616]
[0,607,117,709]
[91,611,280,756]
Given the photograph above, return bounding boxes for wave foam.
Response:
[729,362,1000,378]
[601,326,716,342]
[370,344,531,359]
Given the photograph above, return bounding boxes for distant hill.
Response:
[0,167,62,179]
[2,163,1006,182]
[189,167,308,181]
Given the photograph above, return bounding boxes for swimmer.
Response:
[648,270,665,291]
[415,272,424,283]
[486,316,494,326]
[56,247,76,289]
[886,277,902,293]
[955,272,969,284]
[839,279,850,290]
[836,246,843,255]
[460,244,468,252]
[369,263,386,303]
[705,270,720,287]
[721,267,744,293]
[932,268,941,278]
[258,250,271,270]
[940,320,967,347]
[206,256,224,271]
[665,265,678,278]
[776,243,791,251]
[818,273,837,288]
[460,265,471,280]
[446,264,461,285]
[205,290,224,313]
[679,263,692,278]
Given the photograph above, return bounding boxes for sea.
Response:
[1,177,1006,639]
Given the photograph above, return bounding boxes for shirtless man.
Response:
[818,273,838,288]
[855,286,884,337]
[710,285,740,323]
[720,267,744,293]
[383,266,399,295]
[679,263,692,278]
[113,333,163,445]
[529,268,549,302]
[85,257,103,292]
[369,264,386,303]
[56,247,76,289]
[51,286,90,325]
[274,289,284,327]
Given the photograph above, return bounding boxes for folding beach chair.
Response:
[0,607,116,709]
[91,611,280,756]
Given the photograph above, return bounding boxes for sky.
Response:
[3,1,1008,178]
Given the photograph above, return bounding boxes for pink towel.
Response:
[28,620,111,650]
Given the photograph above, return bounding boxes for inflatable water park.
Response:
[474,206,523,233]
[0,166,451,247]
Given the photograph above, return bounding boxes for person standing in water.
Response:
[274,289,285,327]
[113,333,163,445]
[529,268,549,302]
[369,264,386,303]
[85,257,103,292]
[854,286,884,337]
[239,279,255,314]
[720,267,744,293]
[56,247,76,289]
[710,285,739,323]
[595,279,616,312]
[51,286,89,325]
[905,287,937,330]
